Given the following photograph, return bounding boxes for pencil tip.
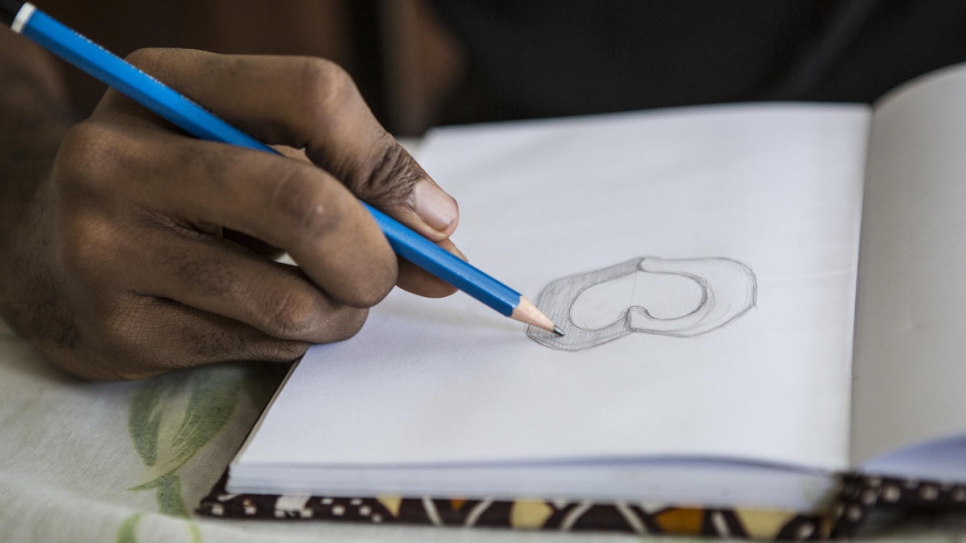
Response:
[512,297,563,336]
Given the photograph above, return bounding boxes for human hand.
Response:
[0,48,461,380]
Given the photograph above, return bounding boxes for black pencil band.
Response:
[1,0,25,27]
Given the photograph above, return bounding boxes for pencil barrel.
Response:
[367,204,520,317]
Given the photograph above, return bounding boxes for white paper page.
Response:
[851,64,966,468]
[241,105,867,473]
[860,436,966,483]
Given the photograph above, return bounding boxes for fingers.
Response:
[56,119,398,308]
[106,48,461,242]
[48,166,370,380]
[72,298,315,381]
[272,141,463,299]
[114,219,368,343]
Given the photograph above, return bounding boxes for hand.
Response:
[0,48,461,380]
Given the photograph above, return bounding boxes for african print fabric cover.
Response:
[198,472,966,540]
[198,472,826,540]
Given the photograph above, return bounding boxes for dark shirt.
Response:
[431,0,966,123]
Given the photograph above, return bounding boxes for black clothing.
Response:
[431,0,966,123]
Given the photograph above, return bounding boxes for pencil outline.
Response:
[527,257,757,351]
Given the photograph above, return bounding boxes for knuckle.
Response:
[341,271,396,308]
[261,290,325,338]
[296,58,358,120]
[123,48,166,70]
[325,307,368,342]
[54,121,125,194]
[57,212,121,284]
[356,140,422,206]
[271,166,341,242]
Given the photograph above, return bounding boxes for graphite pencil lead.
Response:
[511,297,558,333]
[553,325,565,337]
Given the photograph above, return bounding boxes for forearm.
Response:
[0,29,70,240]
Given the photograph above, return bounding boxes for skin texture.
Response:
[0,34,462,380]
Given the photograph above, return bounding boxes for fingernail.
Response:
[413,180,458,231]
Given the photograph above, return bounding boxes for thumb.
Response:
[329,135,460,242]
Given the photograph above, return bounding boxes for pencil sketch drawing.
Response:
[527,257,757,351]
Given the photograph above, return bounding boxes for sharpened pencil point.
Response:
[511,297,559,334]
[553,325,565,337]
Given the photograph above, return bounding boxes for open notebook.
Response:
[200,63,966,539]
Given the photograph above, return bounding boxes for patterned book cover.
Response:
[198,472,966,540]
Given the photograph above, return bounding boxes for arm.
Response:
[0,36,461,380]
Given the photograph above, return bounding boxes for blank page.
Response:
[238,104,867,475]
[852,65,966,469]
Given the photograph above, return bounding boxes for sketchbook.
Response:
[199,63,966,539]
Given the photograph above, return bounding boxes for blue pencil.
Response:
[2,1,563,336]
